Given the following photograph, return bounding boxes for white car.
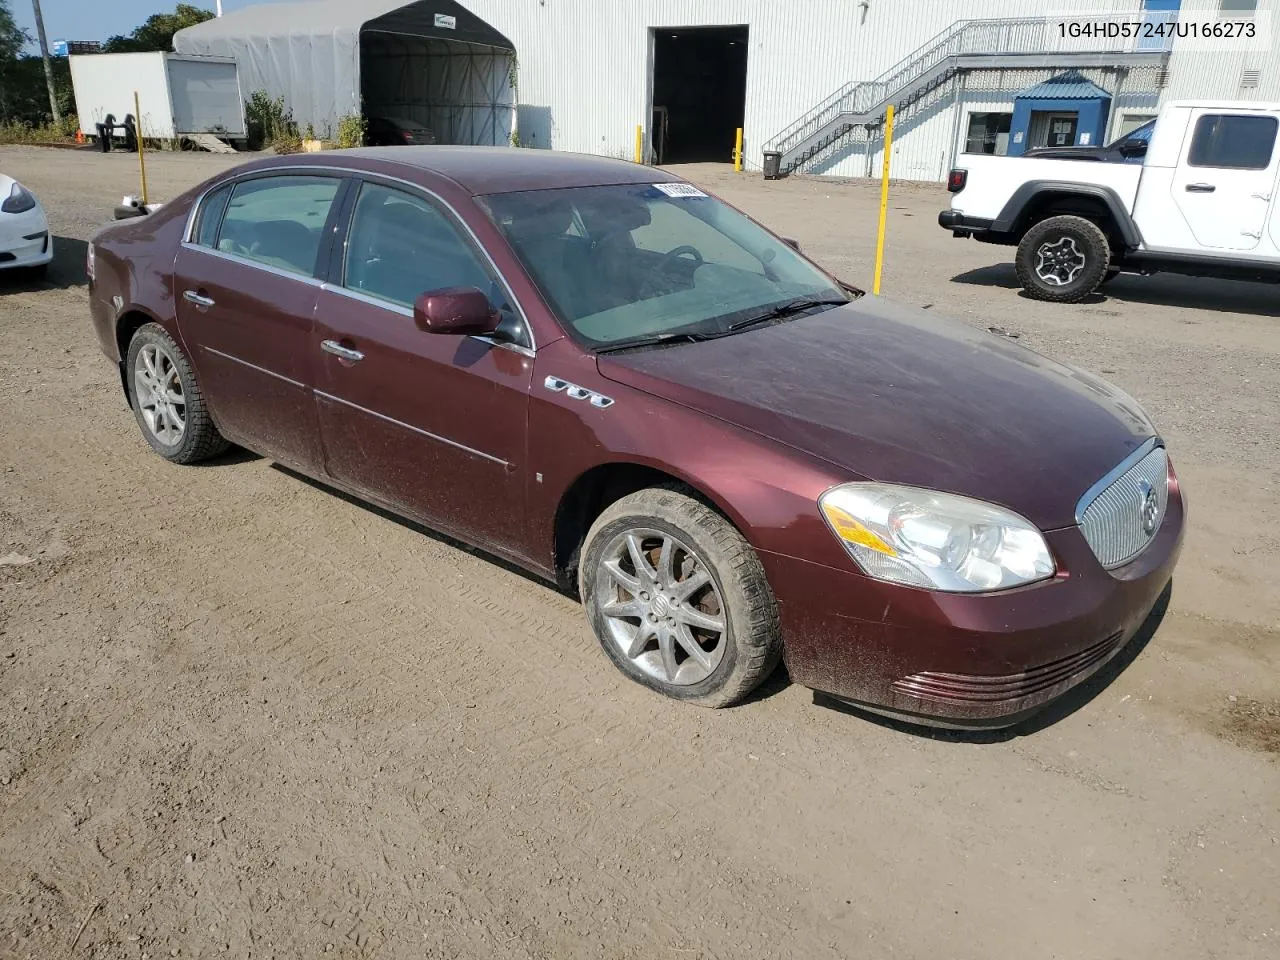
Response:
[0,174,53,277]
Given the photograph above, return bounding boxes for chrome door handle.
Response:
[1184,183,1216,193]
[182,289,215,308]
[320,339,364,362]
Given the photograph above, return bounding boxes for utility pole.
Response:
[30,0,62,125]
[216,1,223,15]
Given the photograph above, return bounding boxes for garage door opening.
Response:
[360,0,515,147]
[651,26,748,165]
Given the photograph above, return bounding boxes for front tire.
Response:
[126,323,229,464]
[1015,215,1110,303]
[580,487,782,708]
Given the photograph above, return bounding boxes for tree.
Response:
[103,3,215,53]
[0,0,32,121]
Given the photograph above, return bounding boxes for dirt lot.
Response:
[1,145,1278,960]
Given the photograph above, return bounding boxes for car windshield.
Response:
[479,183,850,348]
[1109,119,1155,148]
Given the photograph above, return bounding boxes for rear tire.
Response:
[1015,215,1110,303]
[580,487,782,708]
[126,323,229,464]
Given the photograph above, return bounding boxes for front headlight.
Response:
[1,182,37,214]
[818,483,1055,593]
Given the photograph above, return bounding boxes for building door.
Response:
[1048,115,1078,147]
[651,26,748,163]
[1171,110,1279,252]
[1139,0,1180,51]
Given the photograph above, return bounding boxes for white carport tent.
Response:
[172,0,515,144]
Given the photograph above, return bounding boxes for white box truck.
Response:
[69,52,246,147]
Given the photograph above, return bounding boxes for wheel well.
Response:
[1019,193,1121,247]
[114,311,151,406]
[552,464,723,591]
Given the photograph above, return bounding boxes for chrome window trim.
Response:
[181,163,537,353]
[1073,436,1163,525]
[314,389,508,466]
[202,345,306,388]
[319,282,536,358]
[179,241,327,287]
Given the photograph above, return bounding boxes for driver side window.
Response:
[343,182,494,308]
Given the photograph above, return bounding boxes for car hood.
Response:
[596,297,1157,530]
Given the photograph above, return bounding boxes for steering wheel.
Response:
[658,245,704,272]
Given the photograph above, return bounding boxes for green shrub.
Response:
[245,90,295,150]
[0,120,74,144]
[336,113,365,149]
[272,130,304,155]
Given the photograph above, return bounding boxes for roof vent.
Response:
[1241,68,1261,88]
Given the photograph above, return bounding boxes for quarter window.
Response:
[1187,114,1277,170]
[217,175,341,276]
[193,184,231,248]
[343,182,493,308]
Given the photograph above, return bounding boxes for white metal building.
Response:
[174,0,1280,181]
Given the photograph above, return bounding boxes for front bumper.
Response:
[0,207,53,269]
[937,209,993,237]
[761,478,1185,728]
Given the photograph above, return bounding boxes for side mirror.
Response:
[413,286,501,336]
[1118,138,1147,158]
[781,237,802,251]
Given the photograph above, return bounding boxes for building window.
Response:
[1118,113,1157,138]
[1188,114,1277,169]
[1219,0,1257,16]
[964,112,1012,155]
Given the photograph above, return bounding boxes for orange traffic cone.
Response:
[75,129,84,145]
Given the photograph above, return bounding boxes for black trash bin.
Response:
[122,115,137,153]
[762,151,782,180]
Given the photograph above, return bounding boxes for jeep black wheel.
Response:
[1015,215,1111,303]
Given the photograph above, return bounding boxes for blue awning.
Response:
[1016,71,1112,101]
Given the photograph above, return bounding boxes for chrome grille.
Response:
[1078,444,1169,569]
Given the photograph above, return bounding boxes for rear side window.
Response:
[193,184,231,248]
[343,182,492,307]
[1188,114,1278,170]
[217,175,342,276]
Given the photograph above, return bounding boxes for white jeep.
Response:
[939,100,1280,302]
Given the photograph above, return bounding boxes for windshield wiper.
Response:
[726,296,851,333]
[593,331,710,355]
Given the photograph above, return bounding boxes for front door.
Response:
[1171,109,1280,252]
[1047,114,1078,148]
[312,179,534,559]
[174,172,345,470]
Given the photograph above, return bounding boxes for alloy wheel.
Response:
[597,528,727,686]
[132,343,186,446]
[1034,236,1087,286]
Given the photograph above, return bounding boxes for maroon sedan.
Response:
[86,148,1184,727]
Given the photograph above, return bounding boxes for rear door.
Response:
[174,172,346,471]
[312,178,536,559]
[1171,109,1279,252]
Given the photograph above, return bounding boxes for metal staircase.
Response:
[763,16,1170,177]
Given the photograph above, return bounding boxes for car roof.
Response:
[1165,99,1280,112]
[250,147,682,195]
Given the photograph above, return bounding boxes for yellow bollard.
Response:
[734,127,743,172]
[134,90,149,206]
[872,104,895,296]
[635,125,643,164]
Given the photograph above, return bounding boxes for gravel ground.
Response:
[1,145,1277,960]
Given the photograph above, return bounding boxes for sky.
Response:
[11,0,271,50]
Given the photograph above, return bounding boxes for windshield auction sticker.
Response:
[653,183,708,199]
